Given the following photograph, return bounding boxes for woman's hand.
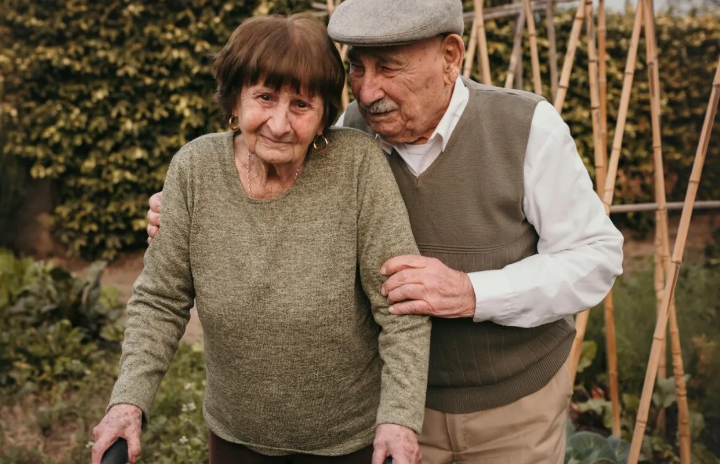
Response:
[372,424,422,464]
[91,404,143,464]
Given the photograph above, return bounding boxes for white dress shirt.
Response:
[336,78,624,328]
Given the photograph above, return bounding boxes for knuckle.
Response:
[392,287,404,300]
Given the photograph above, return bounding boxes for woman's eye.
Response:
[259,94,271,101]
[297,101,308,109]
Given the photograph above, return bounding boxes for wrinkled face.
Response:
[348,36,457,145]
[234,83,324,166]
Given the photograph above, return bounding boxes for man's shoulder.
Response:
[461,77,545,105]
[338,101,376,136]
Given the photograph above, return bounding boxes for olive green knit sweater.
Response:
[108,129,431,456]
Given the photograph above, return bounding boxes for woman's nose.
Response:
[266,107,292,137]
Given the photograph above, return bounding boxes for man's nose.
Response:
[357,73,386,108]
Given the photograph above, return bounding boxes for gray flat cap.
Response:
[327,0,464,47]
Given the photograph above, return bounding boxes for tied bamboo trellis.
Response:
[590,0,707,459]
[564,0,698,455]
[452,0,715,455]
[627,54,720,464]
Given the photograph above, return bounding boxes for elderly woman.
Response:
[91,13,430,464]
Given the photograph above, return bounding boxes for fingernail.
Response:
[381,287,387,297]
[380,266,386,275]
[388,306,395,314]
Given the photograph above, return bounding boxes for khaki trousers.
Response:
[418,364,572,464]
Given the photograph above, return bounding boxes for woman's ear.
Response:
[441,34,465,86]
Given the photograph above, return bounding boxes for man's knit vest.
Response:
[341,78,575,413]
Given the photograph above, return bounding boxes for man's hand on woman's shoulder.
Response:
[146,192,162,244]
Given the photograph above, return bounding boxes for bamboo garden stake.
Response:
[668,277,691,463]
[653,219,668,434]
[604,289,621,436]
[340,44,350,109]
[325,1,349,110]
[602,0,644,212]
[570,0,645,386]
[592,0,622,437]
[464,18,479,78]
[506,8,526,89]
[524,0,543,94]
[585,0,604,235]
[598,0,608,156]
[595,0,620,438]
[649,0,667,441]
[553,2,586,113]
[546,0,559,101]
[642,0,691,459]
[474,0,493,84]
[628,55,720,464]
[568,0,607,385]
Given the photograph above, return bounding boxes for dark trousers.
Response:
[209,431,374,464]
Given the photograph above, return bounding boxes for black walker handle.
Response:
[100,437,393,463]
[101,438,129,464]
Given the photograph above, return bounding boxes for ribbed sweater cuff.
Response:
[107,381,158,422]
[375,407,424,435]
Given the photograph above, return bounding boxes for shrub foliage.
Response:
[1,3,720,258]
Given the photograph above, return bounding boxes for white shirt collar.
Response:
[376,77,470,155]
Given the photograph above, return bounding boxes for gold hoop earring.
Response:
[229,115,240,132]
[313,134,329,151]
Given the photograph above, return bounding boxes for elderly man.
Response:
[147,1,623,462]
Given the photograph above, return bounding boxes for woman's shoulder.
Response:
[323,127,386,165]
[326,127,382,152]
[174,131,230,159]
[170,132,231,170]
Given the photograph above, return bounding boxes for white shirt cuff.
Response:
[468,270,516,324]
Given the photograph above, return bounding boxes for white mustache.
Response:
[362,98,400,114]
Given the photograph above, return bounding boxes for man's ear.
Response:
[441,34,465,86]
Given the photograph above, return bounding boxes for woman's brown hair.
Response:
[213,14,346,130]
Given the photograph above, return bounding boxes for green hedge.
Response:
[2,3,720,258]
[0,0,309,258]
